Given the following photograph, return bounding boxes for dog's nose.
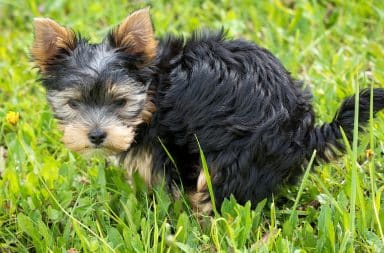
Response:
[88,129,107,145]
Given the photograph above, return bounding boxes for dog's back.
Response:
[150,31,317,206]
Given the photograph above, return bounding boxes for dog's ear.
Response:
[32,18,76,71]
[110,7,157,63]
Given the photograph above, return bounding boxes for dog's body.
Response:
[32,8,384,214]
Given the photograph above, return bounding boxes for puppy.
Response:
[32,8,384,214]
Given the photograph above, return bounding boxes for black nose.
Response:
[88,129,107,145]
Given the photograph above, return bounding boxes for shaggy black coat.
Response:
[34,16,384,209]
[133,30,384,208]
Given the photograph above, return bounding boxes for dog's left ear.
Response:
[110,7,157,63]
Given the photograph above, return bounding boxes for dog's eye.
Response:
[68,99,81,109]
[113,99,127,107]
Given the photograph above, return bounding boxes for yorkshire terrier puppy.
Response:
[32,8,384,214]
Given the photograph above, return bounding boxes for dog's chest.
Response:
[119,145,153,187]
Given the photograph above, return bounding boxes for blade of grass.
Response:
[291,150,317,215]
[286,150,316,244]
[339,230,351,253]
[368,84,384,242]
[350,77,360,245]
[194,134,218,216]
[158,137,178,170]
[38,176,116,253]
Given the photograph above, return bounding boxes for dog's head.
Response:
[32,8,157,155]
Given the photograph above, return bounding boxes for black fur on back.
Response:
[131,30,384,207]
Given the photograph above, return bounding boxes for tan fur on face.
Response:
[102,80,155,124]
[47,88,82,120]
[104,81,156,124]
[112,8,158,63]
[60,120,136,155]
[121,145,153,187]
[103,125,136,153]
[48,82,147,155]
[32,18,76,71]
[60,123,91,153]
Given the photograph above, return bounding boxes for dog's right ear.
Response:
[32,18,76,72]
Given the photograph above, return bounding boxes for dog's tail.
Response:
[308,88,384,161]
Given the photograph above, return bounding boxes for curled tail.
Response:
[309,88,384,161]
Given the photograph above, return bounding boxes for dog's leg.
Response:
[187,170,213,217]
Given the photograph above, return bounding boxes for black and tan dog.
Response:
[32,8,384,214]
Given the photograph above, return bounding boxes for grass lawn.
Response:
[1,0,384,252]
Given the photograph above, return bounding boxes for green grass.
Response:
[1,0,384,252]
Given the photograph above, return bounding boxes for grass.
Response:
[1,0,384,252]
